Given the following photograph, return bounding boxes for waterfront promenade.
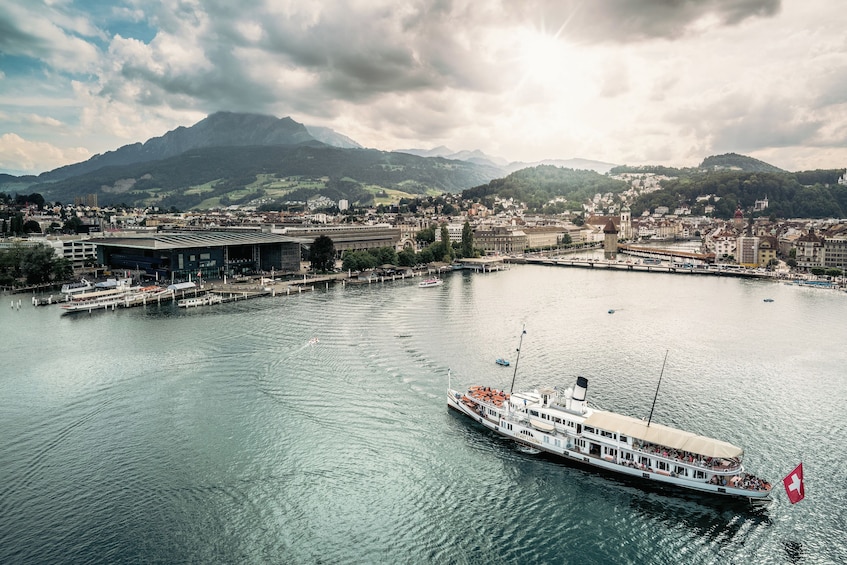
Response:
[510,255,781,280]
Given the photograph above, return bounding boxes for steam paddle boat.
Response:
[447,375,772,504]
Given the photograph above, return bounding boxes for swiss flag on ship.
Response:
[782,462,805,504]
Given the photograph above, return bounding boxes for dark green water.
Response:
[1,266,844,564]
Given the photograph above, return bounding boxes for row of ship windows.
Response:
[583,425,629,443]
[530,410,578,429]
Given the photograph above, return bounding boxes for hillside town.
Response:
[3,179,847,286]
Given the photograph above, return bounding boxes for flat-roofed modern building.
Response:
[91,232,304,280]
[271,224,401,255]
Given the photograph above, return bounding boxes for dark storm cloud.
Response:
[253,2,493,99]
[96,0,785,117]
[99,1,503,118]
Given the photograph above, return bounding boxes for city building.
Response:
[823,236,847,270]
[522,226,567,249]
[736,235,759,267]
[794,228,825,269]
[757,236,778,267]
[91,231,303,280]
[473,226,527,254]
[270,224,401,255]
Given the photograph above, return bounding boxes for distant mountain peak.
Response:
[304,125,363,149]
[40,112,324,182]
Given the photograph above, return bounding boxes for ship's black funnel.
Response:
[573,377,588,401]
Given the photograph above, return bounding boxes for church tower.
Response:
[732,207,745,231]
[620,206,632,240]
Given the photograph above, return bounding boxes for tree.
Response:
[0,246,23,285]
[23,220,42,233]
[461,221,474,257]
[53,257,74,280]
[397,248,417,267]
[417,247,434,265]
[561,233,572,246]
[310,235,336,272]
[416,226,435,244]
[10,213,24,235]
[63,216,84,234]
[440,225,452,261]
[369,246,397,266]
[20,244,61,284]
[341,250,377,272]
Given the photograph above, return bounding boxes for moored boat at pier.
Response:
[447,375,772,503]
[61,286,134,313]
[419,277,443,288]
[61,278,95,299]
[178,293,223,307]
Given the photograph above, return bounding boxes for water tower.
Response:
[603,218,619,259]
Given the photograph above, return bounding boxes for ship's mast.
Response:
[509,325,527,395]
[647,350,669,427]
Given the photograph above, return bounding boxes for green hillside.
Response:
[27,145,501,209]
[700,153,784,173]
[462,165,628,213]
[631,169,847,219]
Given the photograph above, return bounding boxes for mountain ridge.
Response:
[39,112,320,182]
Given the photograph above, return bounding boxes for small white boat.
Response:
[419,277,443,288]
[178,294,223,307]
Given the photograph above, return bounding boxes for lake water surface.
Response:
[1,265,845,564]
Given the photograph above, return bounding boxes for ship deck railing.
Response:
[630,443,742,474]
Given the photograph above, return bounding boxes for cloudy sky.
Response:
[1,0,846,176]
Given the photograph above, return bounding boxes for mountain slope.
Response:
[31,144,501,209]
[40,112,317,182]
[304,125,363,148]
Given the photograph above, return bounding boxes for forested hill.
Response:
[611,153,783,176]
[462,165,628,213]
[699,153,784,173]
[28,145,501,209]
[631,169,847,219]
